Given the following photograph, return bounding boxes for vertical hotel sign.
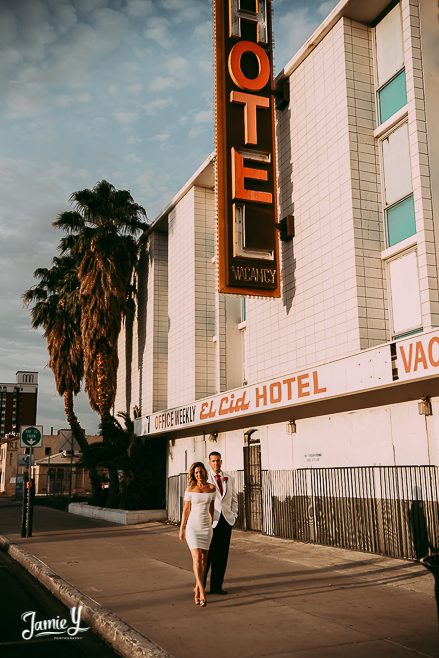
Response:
[214,0,280,296]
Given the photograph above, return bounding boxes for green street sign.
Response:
[20,425,43,448]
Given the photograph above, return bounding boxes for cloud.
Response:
[194,109,211,124]
[164,55,190,76]
[148,76,175,92]
[143,97,174,116]
[54,91,91,107]
[125,0,154,19]
[273,1,340,71]
[318,0,338,17]
[113,111,138,125]
[274,4,334,70]
[163,0,211,25]
[126,83,143,95]
[146,133,170,143]
[144,16,171,48]
[188,124,208,139]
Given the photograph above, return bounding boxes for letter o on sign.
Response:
[228,40,270,92]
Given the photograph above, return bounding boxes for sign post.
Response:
[19,425,42,538]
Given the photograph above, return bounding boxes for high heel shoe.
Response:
[199,599,206,607]
[194,587,200,605]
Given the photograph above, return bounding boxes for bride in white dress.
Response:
[179,462,216,606]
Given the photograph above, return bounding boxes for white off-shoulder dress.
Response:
[184,491,216,550]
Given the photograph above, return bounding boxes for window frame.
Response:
[386,247,423,339]
[378,119,416,248]
[377,68,407,125]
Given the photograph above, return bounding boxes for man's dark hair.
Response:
[209,451,222,459]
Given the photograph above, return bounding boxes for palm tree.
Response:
[23,254,88,453]
[54,180,147,422]
[53,180,147,506]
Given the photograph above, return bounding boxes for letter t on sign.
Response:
[230,91,269,144]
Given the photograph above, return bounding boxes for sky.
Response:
[0,0,339,435]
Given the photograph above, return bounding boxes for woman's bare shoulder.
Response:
[207,484,216,492]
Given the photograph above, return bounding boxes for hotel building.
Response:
[115,0,439,559]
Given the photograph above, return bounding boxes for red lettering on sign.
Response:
[428,336,439,367]
[228,40,270,92]
[230,91,269,145]
[312,370,327,394]
[414,342,428,371]
[269,381,282,403]
[231,148,272,204]
[399,343,413,373]
[297,374,310,398]
[255,385,267,407]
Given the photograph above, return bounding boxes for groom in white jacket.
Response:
[205,450,238,594]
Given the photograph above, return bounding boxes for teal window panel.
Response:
[378,69,407,124]
[386,195,416,246]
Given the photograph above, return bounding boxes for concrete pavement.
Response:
[0,498,438,658]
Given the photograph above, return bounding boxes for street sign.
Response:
[58,429,80,454]
[20,425,43,448]
[18,454,35,466]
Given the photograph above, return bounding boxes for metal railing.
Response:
[32,467,91,497]
[168,466,439,560]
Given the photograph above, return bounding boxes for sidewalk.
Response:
[1,498,438,658]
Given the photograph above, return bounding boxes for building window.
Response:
[378,69,407,124]
[375,3,406,126]
[388,250,422,337]
[381,122,415,247]
[386,195,416,247]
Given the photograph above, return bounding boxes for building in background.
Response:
[0,428,100,497]
[0,371,38,437]
[116,0,439,560]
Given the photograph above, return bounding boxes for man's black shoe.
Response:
[209,589,228,595]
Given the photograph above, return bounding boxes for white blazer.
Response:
[207,469,238,528]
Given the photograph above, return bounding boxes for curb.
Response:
[0,535,174,658]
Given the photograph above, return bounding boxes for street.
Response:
[1,497,438,658]
[0,539,121,658]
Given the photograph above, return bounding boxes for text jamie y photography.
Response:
[21,605,90,641]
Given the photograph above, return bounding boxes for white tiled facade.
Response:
[116,0,439,490]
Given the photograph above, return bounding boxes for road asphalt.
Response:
[0,497,438,658]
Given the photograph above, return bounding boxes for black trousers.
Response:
[205,513,232,592]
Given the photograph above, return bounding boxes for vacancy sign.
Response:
[214,0,280,296]
[20,425,43,448]
[395,328,439,381]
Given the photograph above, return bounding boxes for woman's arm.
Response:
[209,499,214,524]
[179,499,191,542]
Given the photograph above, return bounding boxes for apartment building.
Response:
[0,371,38,437]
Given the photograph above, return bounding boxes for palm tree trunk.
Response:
[99,409,121,508]
[63,390,100,503]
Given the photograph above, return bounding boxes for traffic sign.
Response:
[20,425,43,448]
[18,454,35,466]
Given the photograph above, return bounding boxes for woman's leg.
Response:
[200,549,208,583]
[191,549,206,602]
